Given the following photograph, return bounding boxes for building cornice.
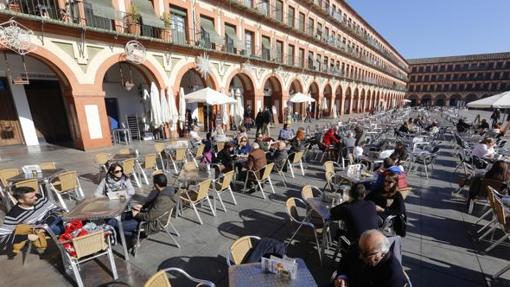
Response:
[408,52,510,64]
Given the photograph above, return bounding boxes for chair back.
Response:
[260,163,274,181]
[219,170,235,191]
[144,154,158,170]
[196,179,212,200]
[54,171,79,193]
[285,197,304,223]
[71,231,107,259]
[119,148,131,155]
[493,195,507,226]
[122,159,136,175]
[159,207,175,229]
[216,142,226,153]
[229,236,259,265]
[39,162,56,170]
[291,151,304,164]
[301,185,321,200]
[323,161,334,174]
[195,144,205,159]
[174,148,186,161]
[154,143,166,154]
[144,270,172,287]
[95,153,111,165]
[182,162,197,171]
[14,179,39,193]
[0,168,19,186]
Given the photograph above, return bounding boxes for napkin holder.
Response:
[261,256,298,280]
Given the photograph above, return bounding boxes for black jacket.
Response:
[135,186,177,235]
[366,190,406,219]
[215,149,234,171]
[330,199,380,240]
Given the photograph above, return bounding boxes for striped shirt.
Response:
[0,196,58,247]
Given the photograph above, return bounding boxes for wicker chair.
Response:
[122,158,141,187]
[287,151,305,178]
[154,142,168,171]
[169,148,188,173]
[180,179,215,225]
[213,170,237,213]
[133,207,180,256]
[226,235,261,266]
[144,268,215,287]
[191,144,205,167]
[39,162,56,170]
[243,163,276,200]
[49,171,84,212]
[141,153,159,177]
[0,168,20,207]
[94,152,112,183]
[119,148,131,155]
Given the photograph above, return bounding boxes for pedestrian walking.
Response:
[491,108,501,127]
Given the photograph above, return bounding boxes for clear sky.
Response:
[346,0,510,60]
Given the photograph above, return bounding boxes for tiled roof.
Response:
[407,52,510,64]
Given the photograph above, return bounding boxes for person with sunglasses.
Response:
[332,229,406,287]
[236,136,252,155]
[94,163,135,198]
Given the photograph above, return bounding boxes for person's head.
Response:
[108,163,124,179]
[481,137,495,147]
[225,142,234,152]
[383,157,395,169]
[494,123,502,129]
[277,141,286,150]
[382,172,399,195]
[153,173,168,191]
[252,142,260,150]
[403,121,408,127]
[296,128,306,141]
[359,229,391,267]
[239,126,246,133]
[486,160,509,181]
[395,141,404,150]
[239,136,248,146]
[351,184,367,201]
[13,186,38,207]
[283,123,289,130]
[481,119,487,124]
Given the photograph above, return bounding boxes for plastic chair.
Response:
[213,170,237,213]
[179,179,215,225]
[226,235,261,266]
[243,163,276,200]
[0,168,20,207]
[190,144,205,167]
[122,159,141,187]
[95,153,112,183]
[49,170,84,212]
[169,148,187,173]
[287,151,305,178]
[133,207,180,256]
[144,268,215,287]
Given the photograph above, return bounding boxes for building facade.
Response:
[407,52,510,107]
[0,0,407,150]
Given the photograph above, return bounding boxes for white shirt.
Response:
[472,143,493,158]
[353,146,363,158]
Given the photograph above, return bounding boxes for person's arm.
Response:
[94,178,107,198]
[330,203,347,221]
[124,178,135,196]
[385,193,406,216]
[135,195,175,222]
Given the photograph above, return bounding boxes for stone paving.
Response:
[0,110,509,287]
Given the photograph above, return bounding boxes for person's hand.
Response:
[132,203,142,210]
[334,277,348,287]
[132,209,139,217]
[376,205,385,212]
[28,234,39,241]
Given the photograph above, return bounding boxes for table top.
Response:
[111,154,138,161]
[305,198,332,220]
[64,197,130,221]
[336,171,377,184]
[228,258,317,287]
[7,168,66,183]
[176,169,214,184]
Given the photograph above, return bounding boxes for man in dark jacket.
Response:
[110,174,177,240]
[333,230,407,287]
[255,111,264,135]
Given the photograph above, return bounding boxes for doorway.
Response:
[0,78,24,146]
[105,97,120,130]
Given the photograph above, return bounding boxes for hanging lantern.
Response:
[0,19,37,55]
[124,40,146,64]
[195,53,211,79]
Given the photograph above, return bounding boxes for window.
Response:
[261,36,271,60]
[445,74,451,81]
[224,24,238,53]
[298,12,305,32]
[170,6,187,45]
[308,51,314,69]
[410,75,416,81]
[308,17,314,35]
[323,56,328,72]
[275,40,283,63]
[287,6,295,27]
[244,30,254,56]
[447,64,453,71]
[200,16,221,49]
[424,75,429,82]
[491,83,498,91]
[432,66,438,72]
[258,0,269,16]
[275,0,283,22]
[298,48,304,67]
[317,22,322,40]
[425,66,431,72]
[286,44,295,66]
[488,62,494,69]
[431,75,436,81]
[418,66,424,73]
[316,54,322,71]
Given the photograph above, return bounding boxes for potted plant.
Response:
[161,12,172,41]
[8,0,22,12]
[126,5,141,35]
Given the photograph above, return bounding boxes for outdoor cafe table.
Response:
[63,197,131,261]
[109,153,149,186]
[7,168,66,202]
[335,171,377,185]
[228,258,317,287]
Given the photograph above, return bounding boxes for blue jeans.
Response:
[46,216,64,235]
[107,212,140,238]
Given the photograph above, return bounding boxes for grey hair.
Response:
[360,229,391,253]
[252,142,260,149]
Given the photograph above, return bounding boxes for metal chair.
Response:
[49,170,84,212]
[287,151,305,178]
[243,163,276,200]
[226,235,261,266]
[479,194,510,252]
[39,162,56,170]
[179,179,215,225]
[94,152,112,183]
[154,143,167,171]
[133,207,180,256]
[190,144,205,167]
[144,268,215,287]
[213,170,237,213]
[122,158,141,187]
[0,168,20,208]
[169,148,187,173]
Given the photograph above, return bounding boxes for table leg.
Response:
[115,215,130,261]
[321,221,330,264]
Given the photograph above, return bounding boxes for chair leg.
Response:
[268,178,276,194]
[55,192,69,212]
[132,173,141,188]
[474,209,493,225]
[257,180,267,200]
[477,218,496,234]
[289,162,295,178]
[172,160,178,174]
[217,192,227,212]
[106,248,118,280]
[313,230,323,265]
[158,154,166,172]
[228,187,238,205]
[468,200,475,214]
[206,197,217,216]
[70,261,84,287]
[485,234,509,252]
[279,172,287,187]
[163,227,181,248]
[299,161,305,176]
[287,223,304,246]
[169,222,180,237]
[191,203,203,225]
[479,224,498,241]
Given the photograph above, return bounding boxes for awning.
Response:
[91,0,116,20]
[262,37,270,49]
[171,7,187,17]
[225,25,242,49]
[200,17,223,45]
[133,0,164,28]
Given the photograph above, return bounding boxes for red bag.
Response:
[59,220,88,257]
[397,173,408,189]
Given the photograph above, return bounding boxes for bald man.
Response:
[333,230,407,287]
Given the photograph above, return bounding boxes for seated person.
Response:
[323,128,340,147]
[479,119,490,131]
[108,174,177,244]
[471,137,496,159]
[278,123,295,141]
[488,123,502,138]
[244,143,267,191]
[367,172,407,221]
[354,126,365,146]
[255,133,272,152]
[235,127,248,144]
[0,186,64,254]
[456,118,471,133]
[333,229,407,287]
[342,132,356,149]
[267,141,289,171]
[189,125,202,147]
[215,142,235,173]
[236,136,253,155]
[468,160,509,201]
[289,127,306,153]
[390,142,408,165]
[372,158,403,191]
[330,184,379,241]
[353,142,365,160]
[398,121,410,133]
[95,163,135,198]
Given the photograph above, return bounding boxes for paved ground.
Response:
[1,110,510,287]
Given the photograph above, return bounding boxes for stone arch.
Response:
[360,89,366,113]
[450,94,462,107]
[465,94,478,103]
[226,71,256,118]
[323,83,333,117]
[173,62,220,95]
[435,94,447,106]
[261,75,284,121]
[353,88,360,113]
[408,95,418,107]
[344,86,352,114]
[335,85,343,116]
[308,81,320,118]
[287,77,305,94]
[422,94,432,106]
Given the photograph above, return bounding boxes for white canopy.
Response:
[467,91,510,108]
[234,89,244,126]
[289,92,316,103]
[160,89,171,123]
[402,99,412,103]
[185,87,236,105]
[178,87,186,129]
[167,89,179,126]
[150,83,162,127]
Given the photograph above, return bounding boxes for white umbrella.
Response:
[467,90,510,108]
[332,102,338,119]
[402,99,412,103]
[150,82,162,127]
[321,98,328,110]
[289,92,316,103]
[178,87,186,129]
[167,89,179,128]
[235,89,244,126]
[160,89,171,124]
[185,87,236,105]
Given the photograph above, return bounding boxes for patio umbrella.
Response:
[160,89,171,124]
[332,102,338,119]
[150,82,162,127]
[167,89,179,129]
[185,87,236,105]
[402,99,412,103]
[467,90,510,108]
[289,92,316,103]
[178,87,186,130]
[235,88,244,126]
